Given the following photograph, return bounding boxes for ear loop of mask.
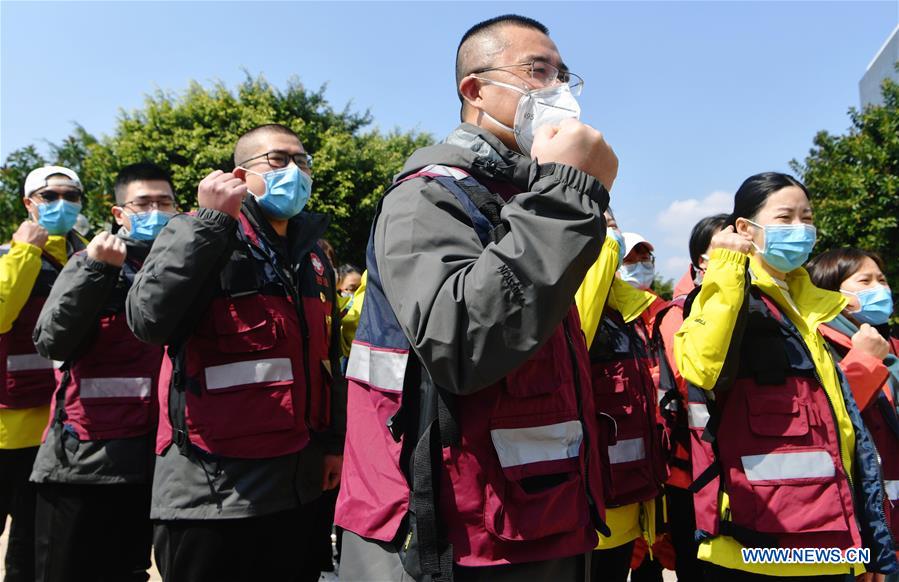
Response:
[470,76,528,135]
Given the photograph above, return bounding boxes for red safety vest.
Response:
[691,290,863,550]
[335,165,609,568]
[590,309,668,506]
[156,212,333,458]
[46,254,164,441]
[1,251,67,409]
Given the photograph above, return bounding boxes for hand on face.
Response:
[86,231,127,267]
[197,170,247,220]
[530,118,618,191]
[12,220,49,249]
[708,225,753,255]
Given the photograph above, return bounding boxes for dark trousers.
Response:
[590,541,635,582]
[703,563,851,581]
[299,487,338,582]
[34,482,152,582]
[154,505,314,582]
[667,485,704,581]
[0,447,38,582]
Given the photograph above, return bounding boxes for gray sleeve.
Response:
[126,209,236,346]
[375,162,608,395]
[32,253,120,361]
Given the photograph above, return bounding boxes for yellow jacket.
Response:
[0,236,71,449]
[339,271,367,357]
[674,248,858,576]
[575,235,660,550]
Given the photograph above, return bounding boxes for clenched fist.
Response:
[86,232,126,267]
[12,221,48,249]
[198,170,247,220]
[530,118,618,191]
[851,323,889,361]
[708,225,753,255]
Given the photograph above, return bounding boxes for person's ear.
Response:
[22,196,38,220]
[735,217,754,240]
[111,205,127,227]
[459,76,485,110]
[233,167,248,182]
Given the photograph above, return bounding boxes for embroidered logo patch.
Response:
[311,253,325,276]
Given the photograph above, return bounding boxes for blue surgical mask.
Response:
[842,285,894,326]
[607,228,625,267]
[126,210,173,241]
[246,165,312,220]
[37,199,82,235]
[619,261,655,290]
[747,220,816,273]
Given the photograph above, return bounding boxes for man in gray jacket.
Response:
[126,124,345,581]
[336,14,618,582]
[31,162,176,581]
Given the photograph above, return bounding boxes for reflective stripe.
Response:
[420,164,469,180]
[688,403,710,428]
[80,377,152,399]
[608,437,646,464]
[885,480,899,501]
[345,342,408,393]
[204,358,293,391]
[742,451,835,482]
[6,353,54,372]
[490,420,582,468]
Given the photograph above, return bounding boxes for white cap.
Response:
[23,165,82,198]
[622,232,655,259]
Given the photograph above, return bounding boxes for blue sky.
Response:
[2,1,896,279]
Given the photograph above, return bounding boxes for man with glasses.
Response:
[28,163,175,581]
[336,14,618,581]
[127,124,344,581]
[0,165,87,581]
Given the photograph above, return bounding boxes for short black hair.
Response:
[688,213,729,269]
[726,172,809,228]
[455,15,549,105]
[233,123,301,167]
[114,162,173,205]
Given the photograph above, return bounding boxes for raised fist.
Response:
[851,323,889,361]
[86,231,126,267]
[197,170,247,220]
[530,118,618,191]
[12,221,49,249]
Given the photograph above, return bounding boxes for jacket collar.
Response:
[608,277,658,323]
[749,255,847,332]
[674,269,696,298]
[398,123,535,192]
[240,197,330,264]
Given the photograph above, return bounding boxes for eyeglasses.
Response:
[472,59,584,96]
[238,150,313,172]
[123,198,178,212]
[33,189,82,204]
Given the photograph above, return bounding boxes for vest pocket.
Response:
[191,300,297,441]
[746,385,810,439]
[484,419,590,541]
[730,447,850,535]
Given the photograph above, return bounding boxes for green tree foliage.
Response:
[652,275,674,300]
[791,73,899,286]
[0,75,433,263]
